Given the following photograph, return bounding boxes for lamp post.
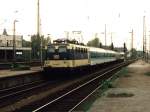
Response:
[28,35,32,63]
[13,20,18,67]
[47,34,51,44]
[129,29,134,58]
[37,0,43,68]
[104,24,107,46]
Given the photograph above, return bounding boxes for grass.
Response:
[76,80,114,112]
[123,74,132,77]
[114,67,132,78]
[118,68,129,76]
[78,67,132,112]
[107,92,134,98]
[144,72,150,76]
[11,64,30,70]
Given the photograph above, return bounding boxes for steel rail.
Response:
[0,79,44,93]
[0,80,54,108]
[33,61,129,112]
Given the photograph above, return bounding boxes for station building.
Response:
[0,29,31,62]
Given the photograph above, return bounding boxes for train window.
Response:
[47,46,55,53]
[83,48,85,53]
[85,48,87,53]
[75,47,78,52]
[79,48,81,53]
[81,48,83,53]
[84,49,86,53]
[82,48,84,53]
[78,48,80,52]
[78,48,81,53]
[80,48,82,53]
[58,46,67,53]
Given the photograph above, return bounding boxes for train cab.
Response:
[44,39,89,72]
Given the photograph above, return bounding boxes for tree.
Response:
[87,37,100,47]
[31,35,41,60]
[131,48,137,58]
[22,39,31,47]
[110,42,114,50]
[123,43,127,53]
[3,28,8,35]
[99,42,103,48]
[43,36,51,47]
[31,35,51,60]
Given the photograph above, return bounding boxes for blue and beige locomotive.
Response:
[44,39,123,73]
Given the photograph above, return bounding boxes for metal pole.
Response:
[143,16,145,60]
[37,0,40,36]
[129,29,133,57]
[40,35,43,68]
[13,20,16,66]
[131,29,133,50]
[131,29,134,58]
[149,31,150,62]
[37,0,42,68]
[111,32,112,44]
[28,35,31,63]
[105,24,106,46]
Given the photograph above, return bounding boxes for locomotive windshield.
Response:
[46,44,69,60]
[47,46,55,53]
[58,46,67,53]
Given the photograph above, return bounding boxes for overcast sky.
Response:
[0,0,150,50]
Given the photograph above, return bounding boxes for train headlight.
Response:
[54,55,59,59]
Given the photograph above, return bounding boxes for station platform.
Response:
[0,66,42,78]
[89,60,150,112]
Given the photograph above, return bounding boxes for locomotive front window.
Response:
[58,46,67,53]
[48,47,55,53]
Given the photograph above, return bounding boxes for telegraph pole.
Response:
[131,29,133,51]
[149,31,150,62]
[129,29,134,57]
[37,0,43,68]
[143,16,146,61]
[13,20,16,66]
[13,20,18,67]
[105,24,107,46]
[37,0,40,36]
[110,32,113,44]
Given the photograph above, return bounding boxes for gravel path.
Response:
[89,60,150,112]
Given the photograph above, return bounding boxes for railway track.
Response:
[0,79,44,98]
[16,60,134,112]
[0,61,41,70]
[0,79,57,108]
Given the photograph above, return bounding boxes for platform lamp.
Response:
[12,19,19,68]
[27,35,32,64]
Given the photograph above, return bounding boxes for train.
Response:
[43,39,124,73]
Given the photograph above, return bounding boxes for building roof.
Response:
[2,29,8,36]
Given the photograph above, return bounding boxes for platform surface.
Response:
[89,60,150,112]
[0,66,42,78]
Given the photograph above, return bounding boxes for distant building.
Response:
[0,34,22,47]
[0,29,31,62]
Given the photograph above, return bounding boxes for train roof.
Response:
[88,46,118,54]
[48,42,119,54]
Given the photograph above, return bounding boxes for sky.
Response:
[0,0,150,50]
